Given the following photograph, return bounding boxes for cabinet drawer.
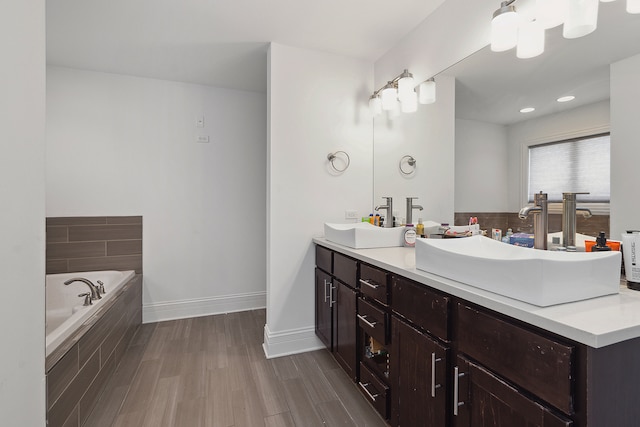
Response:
[358,298,388,345]
[391,276,449,341]
[334,252,357,288]
[359,362,390,420]
[457,303,574,415]
[359,263,389,305]
[316,245,332,274]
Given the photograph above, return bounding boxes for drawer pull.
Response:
[323,279,331,302]
[431,352,442,398]
[358,381,379,401]
[359,279,380,289]
[357,314,378,328]
[453,366,465,416]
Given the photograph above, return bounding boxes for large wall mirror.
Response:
[373,1,640,234]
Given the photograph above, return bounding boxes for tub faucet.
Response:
[562,192,593,248]
[405,197,423,225]
[64,278,101,300]
[375,196,393,228]
[518,191,548,250]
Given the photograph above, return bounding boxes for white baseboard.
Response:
[142,291,266,323]
[262,324,325,359]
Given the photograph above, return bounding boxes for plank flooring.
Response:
[85,310,387,427]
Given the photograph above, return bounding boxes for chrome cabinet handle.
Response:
[453,366,465,416]
[431,352,442,397]
[357,314,377,328]
[329,285,336,307]
[359,279,380,289]
[323,279,330,303]
[358,382,379,401]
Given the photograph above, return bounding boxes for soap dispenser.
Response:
[592,231,612,251]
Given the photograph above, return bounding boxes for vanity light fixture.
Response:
[369,70,436,117]
[557,95,576,102]
[520,107,536,113]
[491,0,637,59]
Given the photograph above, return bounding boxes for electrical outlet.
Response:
[345,210,359,219]
[196,115,205,128]
[196,135,210,143]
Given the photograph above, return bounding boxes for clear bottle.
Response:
[404,224,417,247]
[416,218,425,238]
[502,228,513,243]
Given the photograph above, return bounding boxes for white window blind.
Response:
[528,134,610,203]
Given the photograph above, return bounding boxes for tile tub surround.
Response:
[454,212,610,238]
[46,216,142,274]
[46,274,142,427]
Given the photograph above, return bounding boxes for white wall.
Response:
[0,0,46,425]
[46,67,267,322]
[455,118,509,212]
[265,43,373,357]
[506,100,610,211]
[374,75,456,224]
[611,53,640,238]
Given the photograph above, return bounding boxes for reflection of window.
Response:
[528,133,610,203]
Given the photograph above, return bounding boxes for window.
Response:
[528,133,610,204]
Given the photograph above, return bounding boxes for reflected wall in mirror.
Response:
[374,0,640,239]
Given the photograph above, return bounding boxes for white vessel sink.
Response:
[415,235,621,306]
[324,222,404,249]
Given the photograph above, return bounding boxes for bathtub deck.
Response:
[84,309,386,427]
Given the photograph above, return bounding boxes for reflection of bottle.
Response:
[404,224,417,247]
[416,218,424,238]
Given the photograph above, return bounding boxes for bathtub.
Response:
[46,270,135,357]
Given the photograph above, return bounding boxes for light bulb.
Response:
[400,91,418,113]
[563,0,599,39]
[397,72,415,102]
[381,86,398,111]
[491,4,520,52]
[628,0,640,13]
[536,0,569,29]
[517,19,545,59]
[418,79,436,104]
[369,96,382,116]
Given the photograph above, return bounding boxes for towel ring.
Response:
[327,151,350,173]
[399,155,416,175]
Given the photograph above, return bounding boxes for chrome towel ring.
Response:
[399,155,416,175]
[327,151,350,173]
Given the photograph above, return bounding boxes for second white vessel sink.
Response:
[324,222,404,249]
[415,235,621,306]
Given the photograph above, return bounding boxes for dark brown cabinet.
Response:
[390,316,449,427]
[454,356,572,427]
[315,267,333,350]
[334,280,357,380]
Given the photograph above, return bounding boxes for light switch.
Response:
[196,115,205,128]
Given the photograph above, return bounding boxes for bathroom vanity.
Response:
[314,238,640,427]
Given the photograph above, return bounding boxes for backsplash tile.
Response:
[46,216,142,274]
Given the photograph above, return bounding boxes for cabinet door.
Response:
[333,280,358,381]
[391,317,448,427]
[315,268,333,350]
[453,356,572,427]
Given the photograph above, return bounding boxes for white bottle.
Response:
[404,224,417,247]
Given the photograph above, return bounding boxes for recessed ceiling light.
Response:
[557,95,575,103]
[520,107,535,113]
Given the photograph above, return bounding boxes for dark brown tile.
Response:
[68,255,142,274]
[47,259,69,274]
[47,242,106,259]
[80,351,116,425]
[48,351,100,427]
[107,240,142,256]
[47,226,68,244]
[47,217,107,226]
[69,224,142,242]
[61,405,79,427]
[47,345,79,409]
[107,216,142,225]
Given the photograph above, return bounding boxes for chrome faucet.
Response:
[375,196,393,228]
[405,197,423,225]
[562,192,592,248]
[64,278,101,300]
[518,191,548,250]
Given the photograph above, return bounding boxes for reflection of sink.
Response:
[324,222,404,249]
[415,235,621,306]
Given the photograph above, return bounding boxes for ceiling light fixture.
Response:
[520,107,536,113]
[557,95,576,102]
[492,0,636,59]
[369,70,436,117]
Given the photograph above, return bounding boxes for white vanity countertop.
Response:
[314,237,640,349]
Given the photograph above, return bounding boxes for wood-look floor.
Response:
[85,309,387,427]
